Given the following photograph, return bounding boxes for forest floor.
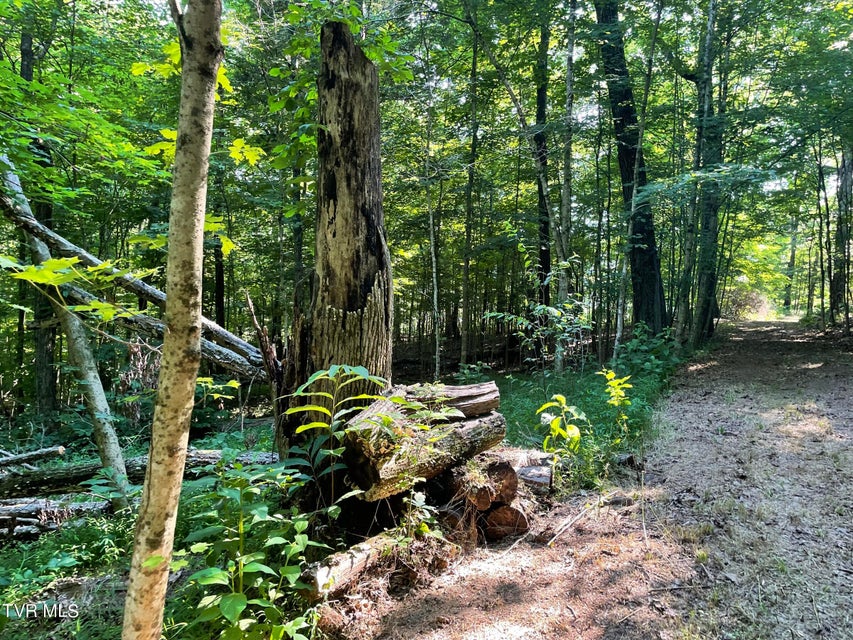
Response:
[334,321,853,640]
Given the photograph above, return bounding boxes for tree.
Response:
[594,0,667,335]
[0,166,130,510]
[122,0,223,637]
[279,21,393,455]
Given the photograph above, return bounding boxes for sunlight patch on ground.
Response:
[465,621,538,639]
[796,361,824,369]
[687,360,718,372]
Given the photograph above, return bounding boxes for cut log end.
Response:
[483,504,530,541]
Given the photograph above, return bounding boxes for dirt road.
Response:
[362,322,852,639]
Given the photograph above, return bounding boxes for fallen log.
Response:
[0,498,110,537]
[0,202,263,368]
[398,381,500,418]
[345,410,507,502]
[0,449,278,499]
[0,446,65,469]
[53,279,265,380]
[482,504,529,541]
[300,532,399,601]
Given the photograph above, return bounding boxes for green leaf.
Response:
[130,61,150,76]
[294,421,331,434]
[189,566,230,586]
[219,592,247,624]
[536,401,559,414]
[285,404,331,417]
[242,562,277,576]
[141,555,167,569]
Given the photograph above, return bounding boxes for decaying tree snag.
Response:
[281,21,393,455]
[0,446,65,468]
[300,532,399,601]
[0,450,277,500]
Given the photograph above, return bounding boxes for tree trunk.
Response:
[534,0,551,308]
[594,0,667,335]
[461,11,478,367]
[0,166,129,511]
[689,0,724,347]
[20,23,58,426]
[784,214,798,312]
[832,144,852,327]
[122,1,222,638]
[281,22,393,455]
[555,0,577,335]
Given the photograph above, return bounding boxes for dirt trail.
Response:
[349,321,852,639]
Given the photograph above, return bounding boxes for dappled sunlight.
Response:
[686,360,719,372]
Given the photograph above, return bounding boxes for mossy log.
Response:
[345,410,506,502]
[300,532,400,601]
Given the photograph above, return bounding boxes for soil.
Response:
[326,321,853,640]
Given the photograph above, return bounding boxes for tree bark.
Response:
[122,1,222,638]
[594,0,667,334]
[281,22,394,455]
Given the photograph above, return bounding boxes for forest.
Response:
[0,0,851,638]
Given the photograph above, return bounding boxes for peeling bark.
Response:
[281,22,393,455]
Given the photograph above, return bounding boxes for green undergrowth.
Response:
[496,325,682,490]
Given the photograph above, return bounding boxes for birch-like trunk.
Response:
[0,165,129,511]
[122,1,222,638]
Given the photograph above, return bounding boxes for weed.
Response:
[171,460,326,640]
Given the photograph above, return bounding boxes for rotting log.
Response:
[0,450,277,500]
[0,498,110,537]
[447,458,518,510]
[398,381,500,418]
[482,504,529,541]
[0,446,65,469]
[345,410,507,502]
[300,532,399,601]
